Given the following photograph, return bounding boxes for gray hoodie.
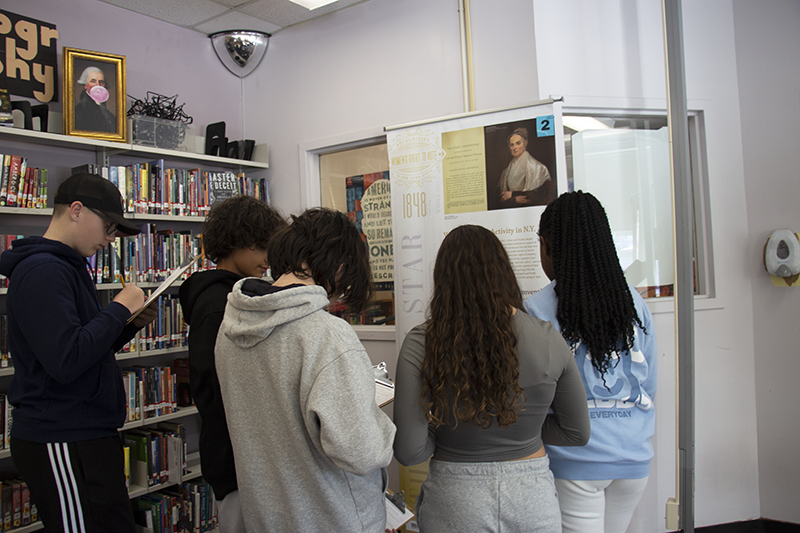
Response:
[215,278,396,532]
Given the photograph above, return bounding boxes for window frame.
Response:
[299,128,396,340]
[563,107,716,310]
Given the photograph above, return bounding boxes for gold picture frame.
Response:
[63,47,126,142]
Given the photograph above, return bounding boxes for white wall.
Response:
[733,0,800,524]
[244,0,545,217]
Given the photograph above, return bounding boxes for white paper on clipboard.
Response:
[127,254,202,323]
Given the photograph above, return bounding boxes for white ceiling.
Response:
[96,0,371,35]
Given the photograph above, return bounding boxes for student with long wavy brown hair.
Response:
[524,191,658,533]
[393,224,590,533]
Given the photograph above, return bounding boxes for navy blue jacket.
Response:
[0,236,138,442]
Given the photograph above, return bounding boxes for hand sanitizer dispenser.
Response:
[764,229,800,277]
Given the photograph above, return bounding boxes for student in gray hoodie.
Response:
[215,208,396,532]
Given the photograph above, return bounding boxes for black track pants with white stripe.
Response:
[10,435,135,533]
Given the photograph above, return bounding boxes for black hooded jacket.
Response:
[178,268,244,500]
[0,236,138,442]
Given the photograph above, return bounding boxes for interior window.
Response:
[319,142,395,325]
[563,112,711,298]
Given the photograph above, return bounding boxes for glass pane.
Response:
[564,115,689,298]
[319,143,395,325]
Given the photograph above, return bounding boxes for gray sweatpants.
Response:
[416,455,561,533]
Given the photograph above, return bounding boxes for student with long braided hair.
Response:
[524,191,658,533]
[393,225,590,533]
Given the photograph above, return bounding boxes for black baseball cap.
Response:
[54,172,141,235]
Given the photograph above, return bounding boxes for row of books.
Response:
[0,395,12,450]
[3,227,209,288]
[132,478,217,533]
[0,154,48,209]
[1,480,38,531]
[3,293,194,370]
[1,295,192,370]
[329,296,396,326]
[0,317,10,369]
[123,422,188,490]
[121,359,192,423]
[0,235,21,289]
[89,226,210,285]
[0,434,202,532]
[75,162,269,217]
[0,350,192,427]
[121,294,190,355]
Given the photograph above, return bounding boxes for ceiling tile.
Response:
[194,10,282,35]
[211,0,256,7]
[98,0,230,27]
[98,0,374,34]
[239,0,364,28]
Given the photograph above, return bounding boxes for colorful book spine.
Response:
[5,155,22,207]
[0,157,48,209]
[0,154,8,206]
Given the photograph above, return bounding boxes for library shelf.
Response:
[0,126,268,170]
[0,124,269,525]
[127,451,203,499]
[0,453,205,532]
[6,521,42,532]
[121,405,198,432]
[0,407,199,461]
[116,345,189,362]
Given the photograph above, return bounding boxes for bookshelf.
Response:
[0,126,268,170]
[128,450,203,499]
[0,451,206,533]
[1,125,264,530]
[0,407,199,463]
[6,522,41,533]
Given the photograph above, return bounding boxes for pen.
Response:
[115,249,126,287]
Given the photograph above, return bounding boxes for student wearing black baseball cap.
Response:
[54,172,141,236]
[0,172,157,532]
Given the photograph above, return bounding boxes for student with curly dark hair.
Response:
[215,208,395,532]
[524,191,658,533]
[178,195,286,533]
[393,224,590,533]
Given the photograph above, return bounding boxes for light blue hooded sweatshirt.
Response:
[524,281,657,480]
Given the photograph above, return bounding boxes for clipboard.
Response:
[374,362,395,408]
[385,490,414,530]
[127,253,202,323]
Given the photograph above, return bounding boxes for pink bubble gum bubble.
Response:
[89,85,109,104]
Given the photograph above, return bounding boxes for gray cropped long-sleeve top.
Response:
[393,311,590,466]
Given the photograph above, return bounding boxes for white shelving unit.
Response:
[0,126,268,169]
[0,124,262,530]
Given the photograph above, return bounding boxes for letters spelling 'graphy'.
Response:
[0,10,59,102]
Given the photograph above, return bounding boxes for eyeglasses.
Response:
[88,207,119,236]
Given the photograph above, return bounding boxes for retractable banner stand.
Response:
[387,100,567,343]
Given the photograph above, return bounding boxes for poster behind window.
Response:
[329,171,395,325]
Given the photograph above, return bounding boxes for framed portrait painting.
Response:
[63,47,126,142]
